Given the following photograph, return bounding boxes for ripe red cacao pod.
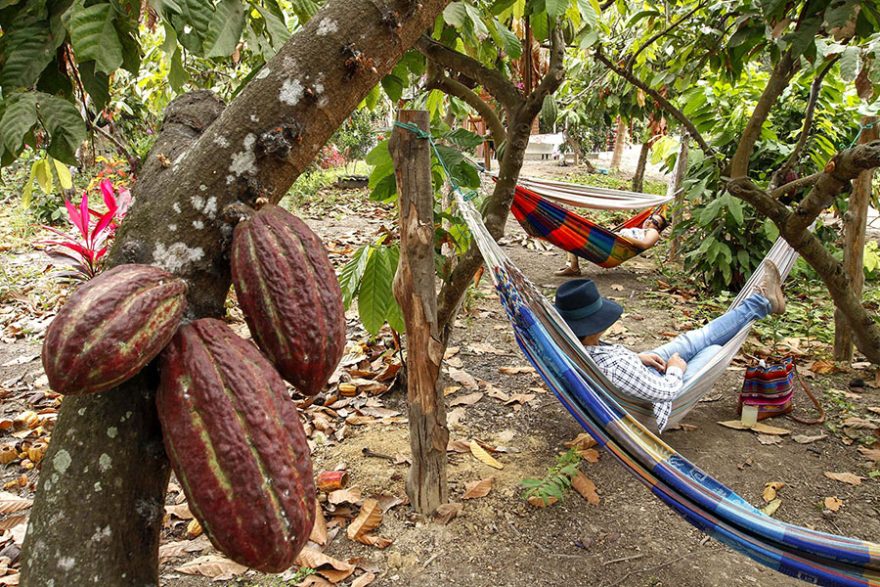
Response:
[42,264,187,395]
[231,205,345,395]
[157,318,316,572]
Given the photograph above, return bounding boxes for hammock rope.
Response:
[393,122,880,586]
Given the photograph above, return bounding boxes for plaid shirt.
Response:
[585,343,684,431]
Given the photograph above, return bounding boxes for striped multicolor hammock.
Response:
[516,175,674,210]
[511,184,663,268]
[453,186,880,586]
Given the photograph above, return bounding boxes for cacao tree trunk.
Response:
[632,139,651,192]
[668,133,689,261]
[610,116,627,171]
[834,117,877,361]
[22,1,451,584]
[390,111,449,515]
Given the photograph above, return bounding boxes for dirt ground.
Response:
[1,161,879,587]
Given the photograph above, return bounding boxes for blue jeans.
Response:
[648,294,771,384]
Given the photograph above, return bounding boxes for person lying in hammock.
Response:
[555,213,670,277]
[553,262,786,430]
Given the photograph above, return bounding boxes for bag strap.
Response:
[787,365,825,425]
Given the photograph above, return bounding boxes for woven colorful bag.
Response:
[738,357,796,420]
[738,356,825,424]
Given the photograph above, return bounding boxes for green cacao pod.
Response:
[231,205,345,396]
[42,264,187,395]
[157,318,316,572]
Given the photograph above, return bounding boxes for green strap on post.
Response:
[393,121,479,202]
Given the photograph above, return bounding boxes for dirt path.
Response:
[0,179,878,587]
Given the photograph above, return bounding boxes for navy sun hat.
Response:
[554,279,623,338]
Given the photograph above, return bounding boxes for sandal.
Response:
[554,266,582,277]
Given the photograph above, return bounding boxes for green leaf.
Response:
[21,159,38,208]
[443,2,469,27]
[839,46,861,82]
[169,49,189,92]
[65,2,125,74]
[338,244,372,309]
[727,198,744,225]
[204,0,246,57]
[358,245,396,335]
[289,0,318,22]
[253,4,290,49]
[173,0,213,53]
[381,74,404,103]
[0,93,38,155]
[443,128,484,150]
[34,158,53,194]
[37,93,86,165]
[545,0,568,19]
[0,13,56,89]
[490,18,522,59]
[79,61,111,112]
[52,157,73,190]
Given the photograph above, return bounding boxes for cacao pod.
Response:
[42,264,187,395]
[157,318,316,572]
[231,205,345,395]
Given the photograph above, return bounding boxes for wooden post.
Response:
[390,111,449,515]
[668,132,689,261]
[834,115,877,361]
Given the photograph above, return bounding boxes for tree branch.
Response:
[594,47,716,157]
[728,50,798,178]
[769,171,822,199]
[626,1,707,72]
[425,62,507,145]
[727,176,880,363]
[435,26,568,337]
[787,140,880,233]
[416,35,521,114]
[769,56,839,189]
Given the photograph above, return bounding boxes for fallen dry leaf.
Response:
[717,421,790,435]
[310,502,328,546]
[176,555,247,581]
[433,502,462,525]
[462,477,495,500]
[527,495,557,508]
[824,471,865,486]
[505,393,536,406]
[443,385,462,397]
[579,449,601,463]
[571,472,600,506]
[485,384,511,402]
[351,572,377,587]
[0,573,19,586]
[763,481,785,503]
[842,417,878,430]
[757,434,782,445]
[158,536,210,563]
[347,499,383,541]
[857,447,880,463]
[467,342,508,355]
[610,283,624,291]
[824,497,844,512]
[186,519,203,539]
[808,359,836,374]
[470,440,503,470]
[449,392,484,407]
[296,547,356,583]
[498,366,535,375]
[762,499,782,517]
[165,504,193,520]
[0,494,32,515]
[792,433,828,444]
[448,368,479,390]
[444,346,460,359]
[328,487,363,505]
[564,433,598,451]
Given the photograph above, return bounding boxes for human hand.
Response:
[667,353,687,372]
[638,353,666,371]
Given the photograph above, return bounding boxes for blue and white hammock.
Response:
[451,185,880,586]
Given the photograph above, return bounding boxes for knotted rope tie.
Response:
[393,121,479,202]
